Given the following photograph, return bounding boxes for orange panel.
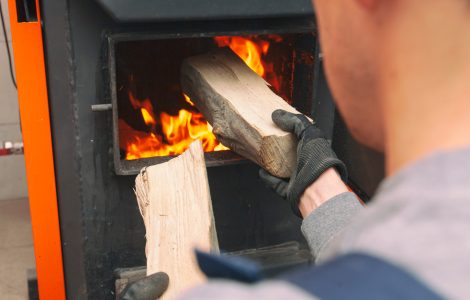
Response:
[8,1,66,299]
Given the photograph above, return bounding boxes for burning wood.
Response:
[121,91,226,159]
[119,35,285,161]
[214,36,269,76]
[181,48,304,178]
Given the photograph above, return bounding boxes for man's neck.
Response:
[378,2,470,176]
[382,56,470,175]
[384,86,470,176]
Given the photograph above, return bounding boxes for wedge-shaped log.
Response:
[181,48,303,178]
[135,140,218,299]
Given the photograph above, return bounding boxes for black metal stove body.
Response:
[40,0,383,299]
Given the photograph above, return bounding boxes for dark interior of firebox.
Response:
[114,33,316,166]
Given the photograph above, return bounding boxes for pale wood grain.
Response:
[135,140,218,299]
[181,48,305,178]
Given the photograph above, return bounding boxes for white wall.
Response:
[0,0,28,200]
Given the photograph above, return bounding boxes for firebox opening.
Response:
[113,33,316,167]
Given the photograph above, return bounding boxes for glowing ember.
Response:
[183,94,195,106]
[121,35,283,160]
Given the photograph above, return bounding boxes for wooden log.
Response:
[181,48,306,178]
[135,140,218,299]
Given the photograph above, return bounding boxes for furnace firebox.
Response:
[108,32,317,174]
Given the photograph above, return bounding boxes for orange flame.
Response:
[122,35,282,160]
[183,94,195,106]
[214,36,270,77]
[123,92,228,160]
[141,108,156,126]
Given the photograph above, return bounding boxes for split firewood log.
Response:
[181,48,306,178]
[135,140,218,299]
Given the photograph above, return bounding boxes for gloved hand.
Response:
[259,109,348,217]
[118,272,169,300]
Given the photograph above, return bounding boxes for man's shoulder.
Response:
[327,148,470,299]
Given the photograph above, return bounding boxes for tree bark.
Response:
[181,48,304,178]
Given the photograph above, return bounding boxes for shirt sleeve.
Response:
[301,192,363,261]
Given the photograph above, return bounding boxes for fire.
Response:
[183,94,195,106]
[123,93,228,160]
[214,36,270,77]
[141,108,156,126]
[122,35,282,160]
[214,35,283,93]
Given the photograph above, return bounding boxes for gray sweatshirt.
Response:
[182,148,470,299]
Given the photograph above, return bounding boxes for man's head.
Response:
[312,0,385,151]
[312,0,470,157]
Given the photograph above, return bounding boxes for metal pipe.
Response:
[91,103,112,111]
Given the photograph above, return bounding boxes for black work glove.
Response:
[259,109,347,217]
[118,272,169,300]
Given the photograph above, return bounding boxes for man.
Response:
[121,0,470,298]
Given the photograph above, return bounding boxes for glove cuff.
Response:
[288,139,348,217]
